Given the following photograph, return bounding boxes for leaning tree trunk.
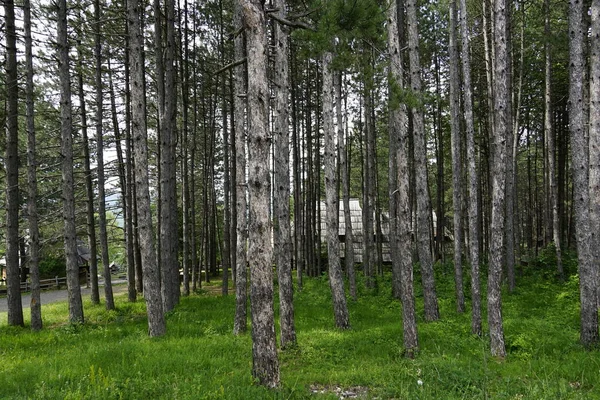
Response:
[58,0,84,324]
[323,51,351,330]
[448,0,466,314]
[242,0,280,387]
[488,0,509,358]
[406,0,440,322]
[128,0,166,337]
[387,0,418,357]
[459,0,482,336]
[273,0,297,347]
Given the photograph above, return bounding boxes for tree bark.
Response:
[58,0,85,324]
[273,0,297,347]
[488,0,509,358]
[388,0,418,357]
[448,0,465,314]
[156,0,180,313]
[24,0,42,330]
[242,0,280,387]
[406,0,440,322]
[128,0,166,336]
[95,0,115,311]
[323,51,351,330]
[544,0,564,282]
[4,0,24,327]
[577,0,600,347]
[233,0,248,335]
[459,0,482,336]
[337,72,357,301]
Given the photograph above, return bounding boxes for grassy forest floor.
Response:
[0,252,598,399]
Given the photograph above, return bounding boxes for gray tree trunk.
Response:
[323,51,351,330]
[459,0,482,336]
[95,0,115,311]
[24,0,42,330]
[337,72,357,301]
[406,0,439,322]
[156,0,180,313]
[273,0,297,347]
[76,31,100,305]
[448,0,465,314]
[242,0,280,387]
[58,0,84,324]
[488,0,509,358]
[570,0,599,347]
[589,0,600,324]
[233,0,248,336]
[4,0,24,327]
[128,0,166,337]
[544,0,564,282]
[388,0,418,357]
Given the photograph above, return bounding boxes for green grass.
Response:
[0,268,598,399]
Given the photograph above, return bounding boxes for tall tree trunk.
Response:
[242,0,280,386]
[24,0,42,330]
[95,0,115,311]
[220,0,231,296]
[76,32,100,305]
[58,0,84,324]
[337,72,357,300]
[589,0,600,329]
[4,0,24,327]
[156,0,180,313]
[128,0,166,336]
[273,0,297,347]
[407,0,440,322]
[323,51,351,330]
[363,86,375,288]
[388,0,418,357]
[123,12,137,302]
[488,0,509,358]
[572,0,599,347]
[448,0,465,313]
[232,4,248,332]
[545,0,564,282]
[459,0,482,336]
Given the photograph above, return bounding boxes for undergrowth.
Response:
[0,261,597,399]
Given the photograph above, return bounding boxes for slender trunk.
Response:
[576,0,600,347]
[488,0,509,358]
[337,72,357,300]
[233,6,248,331]
[76,22,100,305]
[124,10,137,302]
[388,0,418,356]
[323,51,351,330]
[407,0,439,322]
[128,0,166,336]
[449,0,465,313]
[273,0,297,346]
[220,0,231,296]
[459,0,481,336]
[58,0,84,324]
[544,0,564,282]
[95,0,115,310]
[24,0,42,330]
